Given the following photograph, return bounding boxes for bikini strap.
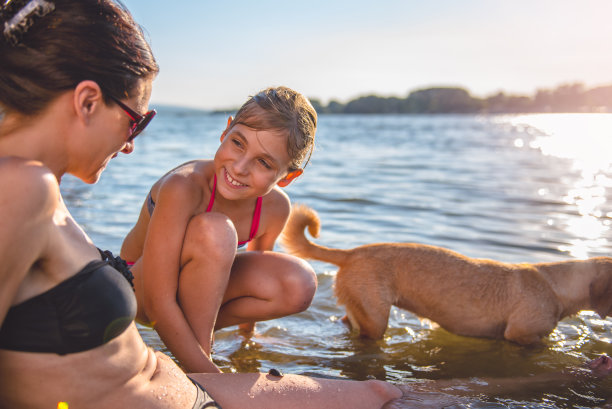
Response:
[209,173,262,245]
[248,196,263,241]
[97,248,135,290]
[206,174,217,212]
[146,191,156,216]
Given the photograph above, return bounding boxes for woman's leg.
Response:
[214,251,317,330]
[189,372,402,409]
[177,212,238,356]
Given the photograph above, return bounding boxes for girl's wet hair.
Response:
[230,86,317,171]
[0,0,159,116]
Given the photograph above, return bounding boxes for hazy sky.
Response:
[122,0,612,110]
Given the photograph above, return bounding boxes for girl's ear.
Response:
[220,116,233,142]
[277,169,303,187]
[73,80,103,124]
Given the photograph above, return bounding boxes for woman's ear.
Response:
[73,80,103,125]
[277,169,303,187]
[220,115,233,142]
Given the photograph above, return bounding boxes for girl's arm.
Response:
[140,173,220,373]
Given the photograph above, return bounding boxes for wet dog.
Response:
[280,204,612,344]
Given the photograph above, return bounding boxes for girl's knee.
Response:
[183,212,237,260]
[281,259,317,312]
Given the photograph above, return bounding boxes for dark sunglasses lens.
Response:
[130,110,156,139]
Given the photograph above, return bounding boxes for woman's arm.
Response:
[140,173,221,373]
[0,160,55,323]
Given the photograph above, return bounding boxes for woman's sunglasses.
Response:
[109,95,157,142]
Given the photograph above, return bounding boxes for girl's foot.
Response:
[239,322,255,334]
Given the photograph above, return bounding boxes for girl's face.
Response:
[214,122,293,200]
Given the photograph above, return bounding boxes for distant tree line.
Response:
[308,83,612,114]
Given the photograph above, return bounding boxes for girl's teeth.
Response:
[227,172,244,187]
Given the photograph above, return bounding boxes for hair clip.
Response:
[2,0,54,46]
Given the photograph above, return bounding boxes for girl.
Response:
[0,1,401,408]
[121,87,319,373]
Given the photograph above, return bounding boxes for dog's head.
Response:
[589,257,612,318]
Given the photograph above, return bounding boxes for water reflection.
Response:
[63,112,612,407]
[509,114,611,259]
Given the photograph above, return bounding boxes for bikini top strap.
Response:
[146,191,156,216]
[208,173,262,244]
[206,174,217,212]
[248,196,263,241]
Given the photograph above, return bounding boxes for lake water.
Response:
[62,111,612,408]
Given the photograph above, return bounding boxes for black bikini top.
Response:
[0,250,136,355]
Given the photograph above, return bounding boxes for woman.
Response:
[0,1,401,408]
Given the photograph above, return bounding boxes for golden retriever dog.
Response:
[280,204,612,345]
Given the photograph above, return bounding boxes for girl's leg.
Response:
[214,251,317,330]
[188,372,402,409]
[177,212,238,356]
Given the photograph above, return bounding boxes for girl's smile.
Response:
[224,168,248,188]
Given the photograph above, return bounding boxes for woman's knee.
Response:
[182,212,237,261]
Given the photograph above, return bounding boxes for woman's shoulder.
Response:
[0,157,58,197]
[0,157,58,219]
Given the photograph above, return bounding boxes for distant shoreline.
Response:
[202,82,612,115]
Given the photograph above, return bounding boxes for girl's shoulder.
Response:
[155,160,213,210]
[159,159,212,180]
[262,186,291,217]
[153,160,212,193]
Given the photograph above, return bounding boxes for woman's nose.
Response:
[120,140,135,154]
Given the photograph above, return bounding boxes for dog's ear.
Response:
[590,266,612,318]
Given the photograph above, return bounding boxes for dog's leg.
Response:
[343,309,361,332]
[504,328,542,345]
[503,313,553,345]
[342,298,391,339]
[335,265,394,339]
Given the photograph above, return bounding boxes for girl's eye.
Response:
[258,159,272,169]
[231,138,243,148]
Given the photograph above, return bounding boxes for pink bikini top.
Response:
[206,174,262,248]
[146,174,262,249]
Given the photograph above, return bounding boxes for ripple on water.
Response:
[61,113,612,407]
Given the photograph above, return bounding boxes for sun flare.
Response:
[510,114,611,258]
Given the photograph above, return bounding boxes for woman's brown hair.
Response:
[0,0,159,116]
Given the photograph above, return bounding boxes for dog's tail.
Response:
[280,204,350,266]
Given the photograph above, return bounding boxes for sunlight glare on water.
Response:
[62,112,612,408]
[510,114,612,259]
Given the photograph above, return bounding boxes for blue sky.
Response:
[122,0,612,110]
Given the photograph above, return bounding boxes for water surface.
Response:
[62,112,612,407]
